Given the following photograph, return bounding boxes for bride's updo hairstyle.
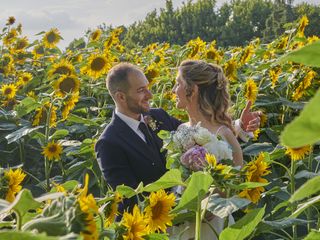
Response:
[179,60,234,134]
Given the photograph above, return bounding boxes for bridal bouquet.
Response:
[160,123,234,177]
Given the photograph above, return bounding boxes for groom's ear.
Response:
[114,91,126,103]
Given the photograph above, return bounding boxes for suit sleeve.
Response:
[95,139,138,190]
[95,138,139,214]
[159,108,182,131]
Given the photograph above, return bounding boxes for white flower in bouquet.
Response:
[172,125,196,151]
[193,124,212,146]
[203,136,233,161]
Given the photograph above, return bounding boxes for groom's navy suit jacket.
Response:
[95,108,181,196]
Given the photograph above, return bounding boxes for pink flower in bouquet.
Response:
[180,145,208,171]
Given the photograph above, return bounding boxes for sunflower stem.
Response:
[290,160,297,239]
[44,157,50,192]
[18,139,25,164]
[195,199,201,240]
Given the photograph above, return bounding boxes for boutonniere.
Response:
[144,115,160,132]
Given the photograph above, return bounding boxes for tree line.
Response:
[119,0,320,48]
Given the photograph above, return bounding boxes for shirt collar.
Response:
[115,109,146,131]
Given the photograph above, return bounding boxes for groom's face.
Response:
[125,70,152,114]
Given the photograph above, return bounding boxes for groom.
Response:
[95,62,260,209]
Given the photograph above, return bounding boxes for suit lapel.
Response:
[112,114,160,164]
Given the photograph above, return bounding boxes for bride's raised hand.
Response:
[240,101,262,132]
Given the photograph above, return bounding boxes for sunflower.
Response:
[105,192,122,227]
[1,83,17,99]
[285,145,312,161]
[205,153,217,167]
[239,152,270,203]
[19,72,33,84]
[48,59,75,77]
[2,54,14,67]
[277,36,289,50]
[90,29,102,42]
[292,70,316,101]
[307,35,319,44]
[43,28,61,48]
[16,23,22,34]
[260,112,267,127]
[13,51,28,65]
[32,45,45,59]
[6,16,16,25]
[62,93,79,119]
[223,59,238,81]
[144,43,158,53]
[144,189,176,233]
[33,103,57,127]
[77,173,99,240]
[144,64,159,85]
[240,45,255,65]
[27,91,37,100]
[42,141,63,161]
[1,98,17,109]
[244,78,258,104]
[53,75,80,97]
[122,205,149,240]
[253,129,260,141]
[269,68,281,89]
[245,152,271,181]
[205,47,222,63]
[153,50,165,65]
[3,28,18,46]
[239,153,270,203]
[81,213,99,240]
[72,54,83,63]
[297,15,309,37]
[82,53,109,79]
[187,37,206,59]
[13,37,29,53]
[238,187,262,204]
[4,168,26,202]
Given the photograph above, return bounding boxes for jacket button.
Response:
[152,162,155,166]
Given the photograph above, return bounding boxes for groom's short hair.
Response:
[106,62,141,97]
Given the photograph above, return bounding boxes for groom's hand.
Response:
[240,101,262,132]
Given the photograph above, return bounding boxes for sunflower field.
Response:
[0,15,320,240]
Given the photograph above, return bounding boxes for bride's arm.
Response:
[220,127,243,167]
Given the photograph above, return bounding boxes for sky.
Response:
[1,0,319,48]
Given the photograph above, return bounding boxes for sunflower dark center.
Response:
[54,66,72,75]
[92,32,99,40]
[47,32,58,43]
[48,145,57,153]
[152,201,164,219]
[91,57,106,71]
[59,77,76,93]
[207,50,218,59]
[22,76,29,82]
[4,88,12,95]
[35,46,45,55]
[16,40,27,50]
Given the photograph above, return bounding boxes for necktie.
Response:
[138,122,154,146]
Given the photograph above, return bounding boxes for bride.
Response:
[171,60,244,239]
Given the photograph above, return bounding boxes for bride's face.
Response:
[173,70,188,109]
